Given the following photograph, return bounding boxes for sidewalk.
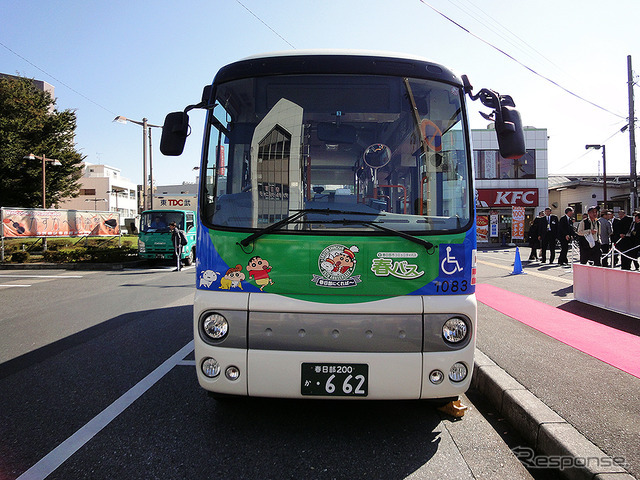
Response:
[473,350,634,480]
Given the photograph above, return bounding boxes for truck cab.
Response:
[138,209,196,266]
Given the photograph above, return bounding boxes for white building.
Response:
[151,182,198,212]
[59,163,138,219]
[473,126,549,244]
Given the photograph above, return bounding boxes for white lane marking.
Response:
[175,360,196,366]
[17,340,195,480]
[0,284,32,288]
[0,275,83,279]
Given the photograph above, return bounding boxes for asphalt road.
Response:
[0,265,534,480]
[476,248,640,479]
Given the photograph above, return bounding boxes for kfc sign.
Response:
[476,189,538,207]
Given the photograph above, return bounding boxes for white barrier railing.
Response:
[573,257,640,319]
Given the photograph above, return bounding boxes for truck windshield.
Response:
[202,74,471,233]
[140,211,185,233]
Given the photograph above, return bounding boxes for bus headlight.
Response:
[442,317,468,343]
[202,358,221,378]
[138,240,146,253]
[449,362,468,382]
[202,313,229,340]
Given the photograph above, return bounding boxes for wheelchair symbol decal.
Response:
[440,246,463,275]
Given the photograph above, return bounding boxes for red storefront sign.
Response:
[476,189,539,207]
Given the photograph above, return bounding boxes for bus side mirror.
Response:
[461,75,526,160]
[495,105,525,159]
[160,111,190,156]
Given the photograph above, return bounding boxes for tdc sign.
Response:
[158,198,194,208]
[476,189,539,208]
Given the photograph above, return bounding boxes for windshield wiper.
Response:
[238,208,378,247]
[327,219,435,252]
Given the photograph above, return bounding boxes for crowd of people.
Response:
[527,206,640,270]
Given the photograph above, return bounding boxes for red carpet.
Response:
[476,283,640,379]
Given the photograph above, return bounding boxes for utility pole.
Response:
[148,125,154,210]
[628,55,637,211]
[143,118,149,211]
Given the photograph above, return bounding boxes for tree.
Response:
[0,75,84,208]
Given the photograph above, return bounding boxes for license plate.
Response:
[301,363,368,397]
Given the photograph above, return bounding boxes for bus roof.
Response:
[240,49,436,63]
[213,50,461,87]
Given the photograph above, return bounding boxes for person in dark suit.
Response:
[538,207,559,263]
[169,221,186,271]
[527,211,545,260]
[628,213,640,270]
[557,207,575,265]
[612,210,632,268]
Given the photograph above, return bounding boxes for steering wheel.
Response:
[420,119,443,152]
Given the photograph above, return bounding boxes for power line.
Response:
[554,124,630,172]
[0,40,118,116]
[444,0,570,78]
[418,0,627,120]
[234,0,296,49]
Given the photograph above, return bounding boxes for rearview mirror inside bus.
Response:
[160,111,190,156]
[317,123,357,144]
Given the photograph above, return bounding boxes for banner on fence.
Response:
[1,208,120,238]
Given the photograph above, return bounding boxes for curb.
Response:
[0,260,147,271]
[473,349,635,480]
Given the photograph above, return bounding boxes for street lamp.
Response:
[113,116,162,211]
[107,188,125,212]
[23,153,62,209]
[85,198,107,211]
[585,144,607,210]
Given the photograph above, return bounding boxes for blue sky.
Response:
[1,0,638,186]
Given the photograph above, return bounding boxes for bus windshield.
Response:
[202,74,471,233]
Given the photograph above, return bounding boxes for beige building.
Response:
[59,163,138,220]
[548,174,634,220]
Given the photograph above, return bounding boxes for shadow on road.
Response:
[558,300,640,337]
[0,305,192,380]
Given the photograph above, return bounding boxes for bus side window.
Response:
[186,214,195,231]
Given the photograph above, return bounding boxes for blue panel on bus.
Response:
[410,238,475,296]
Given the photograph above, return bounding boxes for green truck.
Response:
[138,209,196,266]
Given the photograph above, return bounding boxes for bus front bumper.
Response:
[194,342,474,400]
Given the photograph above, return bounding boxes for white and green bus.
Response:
[160,51,524,400]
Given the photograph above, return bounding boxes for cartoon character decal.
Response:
[219,264,246,290]
[246,256,274,291]
[321,245,359,274]
[199,270,220,288]
[313,245,362,288]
